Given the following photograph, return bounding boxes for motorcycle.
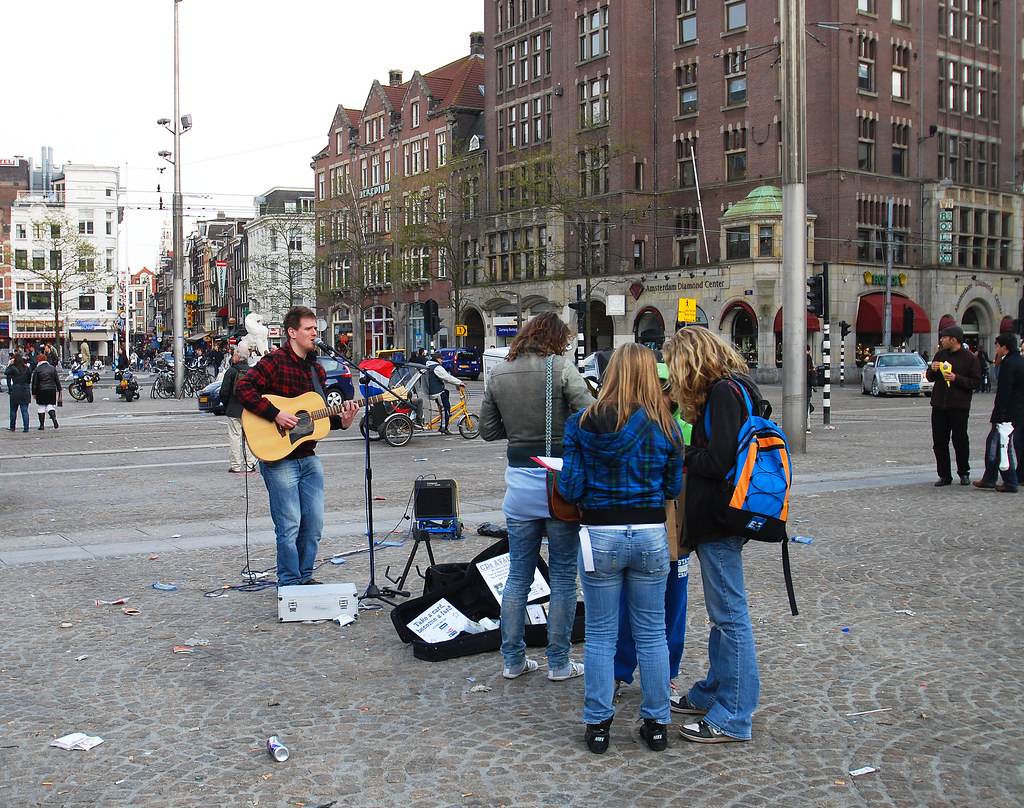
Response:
[66,363,101,403]
[114,368,140,402]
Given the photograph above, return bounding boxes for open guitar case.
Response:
[391,538,586,662]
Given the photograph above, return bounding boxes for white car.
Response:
[861,352,933,397]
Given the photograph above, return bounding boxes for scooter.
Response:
[114,368,140,402]
[66,362,101,403]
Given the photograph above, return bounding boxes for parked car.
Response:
[197,356,354,414]
[438,348,481,380]
[861,352,933,397]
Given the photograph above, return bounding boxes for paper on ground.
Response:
[51,732,104,751]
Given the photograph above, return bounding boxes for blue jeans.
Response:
[687,537,759,740]
[615,554,689,684]
[500,517,580,671]
[580,526,670,725]
[9,399,29,431]
[260,455,325,586]
[981,423,1020,490]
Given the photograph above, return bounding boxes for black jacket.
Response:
[683,374,762,549]
[991,351,1024,425]
[926,347,982,411]
[31,361,60,396]
[220,359,250,418]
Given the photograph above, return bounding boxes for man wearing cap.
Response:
[926,325,983,486]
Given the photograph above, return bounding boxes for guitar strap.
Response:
[309,362,328,405]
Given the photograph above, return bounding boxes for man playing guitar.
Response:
[235,306,359,587]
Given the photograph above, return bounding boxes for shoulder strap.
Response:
[544,355,553,455]
[309,362,327,404]
[703,377,753,435]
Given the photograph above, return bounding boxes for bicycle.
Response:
[420,386,479,439]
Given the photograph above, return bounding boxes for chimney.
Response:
[388,69,403,86]
[470,32,484,56]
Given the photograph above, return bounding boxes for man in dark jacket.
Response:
[972,333,1024,493]
[926,324,983,486]
[220,345,256,473]
[31,353,61,430]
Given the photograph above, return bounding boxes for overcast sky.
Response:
[7,0,484,272]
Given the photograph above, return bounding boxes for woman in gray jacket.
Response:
[480,312,594,681]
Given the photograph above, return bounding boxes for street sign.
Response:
[455,324,468,336]
[677,298,697,323]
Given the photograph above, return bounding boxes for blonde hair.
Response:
[579,342,682,447]
[662,326,749,422]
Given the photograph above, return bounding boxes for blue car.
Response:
[439,348,481,381]
[197,356,354,414]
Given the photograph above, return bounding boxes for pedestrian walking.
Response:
[31,352,61,430]
[926,325,983,486]
[479,311,594,683]
[972,333,1024,493]
[558,343,684,754]
[6,353,32,432]
[220,344,257,473]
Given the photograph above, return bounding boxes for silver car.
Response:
[861,352,933,397]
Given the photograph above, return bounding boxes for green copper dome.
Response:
[722,185,783,219]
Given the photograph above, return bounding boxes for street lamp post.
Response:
[499,289,522,334]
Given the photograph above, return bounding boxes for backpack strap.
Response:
[702,378,753,437]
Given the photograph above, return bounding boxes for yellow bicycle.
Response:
[422,386,479,439]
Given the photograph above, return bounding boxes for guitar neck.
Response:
[306,389,404,422]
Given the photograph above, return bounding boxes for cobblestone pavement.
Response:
[1,384,1021,807]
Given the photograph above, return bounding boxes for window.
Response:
[79,218,94,235]
[725,1,746,31]
[677,63,698,115]
[371,154,380,185]
[758,225,774,257]
[15,224,25,239]
[892,44,909,99]
[288,229,303,251]
[437,132,447,167]
[578,7,609,61]
[14,249,27,269]
[892,0,907,23]
[579,147,610,197]
[411,100,420,128]
[579,75,610,128]
[27,290,52,309]
[726,226,750,259]
[676,137,697,187]
[634,161,644,191]
[105,248,113,271]
[727,75,746,105]
[79,295,96,311]
[725,128,746,180]
[106,211,114,235]
[532,33,542,77]
[633,240,645,270]
[857,0,876,13]
[891,122,909,175]
[79,257,95,271]
[51,224,60,239]
[32,251,44,271]
[675,212,700,265]
[857,115,876,171]
[677,0,697,44]
[858,35,876,92]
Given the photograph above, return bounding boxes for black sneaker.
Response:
[639,719,668,752]
[934,478,952,487]
[585,719,611,754]
[678,719,745,744]
[669,693,707,715]
[959,474,971,486]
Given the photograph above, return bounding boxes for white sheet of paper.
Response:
[526,604,548,625]
[408,598,470,643]
[578,526,595,572]
[530,455,563,471]
[476,553,550,605]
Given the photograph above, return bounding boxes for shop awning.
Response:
[772,308,821,332]
[186,331,211,342]
[720,300,757,329]
[938,314,956,332]
[216,306,228,317]
[999,315,1016,333]
[855,293,930,334]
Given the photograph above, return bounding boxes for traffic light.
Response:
[423,299,441,335]
[902,305,915,339]
[806,275,823,317]
[839,320,851,340]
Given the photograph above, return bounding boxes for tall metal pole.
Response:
[883,198,894,350]
[172,0,185,396]
[781,0,808,451]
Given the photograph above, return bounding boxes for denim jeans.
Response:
[9,399,29,431]
[687,537,759,740]
[614,555,688,684]
[260,455,325,586]
[500,517,580,672]
[981,423,1020,490]
[580,526,670,725]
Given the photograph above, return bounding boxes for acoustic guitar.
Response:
[242,387,406,462]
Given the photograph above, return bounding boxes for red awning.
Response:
[720,300,756,330]
[938,314,956,332]
[772,308,821,332]
[855,293,931,334]
[999,316,1016,333]
[216,306,228,318]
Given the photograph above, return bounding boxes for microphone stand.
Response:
[326,343,407,606]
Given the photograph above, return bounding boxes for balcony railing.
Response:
[15,190,65,206]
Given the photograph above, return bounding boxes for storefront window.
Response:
[731,310,757,367]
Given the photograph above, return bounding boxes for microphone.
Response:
[314,338,339,356]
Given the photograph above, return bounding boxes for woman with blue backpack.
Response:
[662,326,763,744]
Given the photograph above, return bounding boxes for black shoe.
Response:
[301,578,323,585]
[678,719,746,744]
[934,478,952,487]
[959,474,971,486]
[639,719,668,752]
[670,693,708,715]
[439,428,451,435]
[585,719,611,754]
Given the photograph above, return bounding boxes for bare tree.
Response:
[246,212,317,326]
[22,210,98,359]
